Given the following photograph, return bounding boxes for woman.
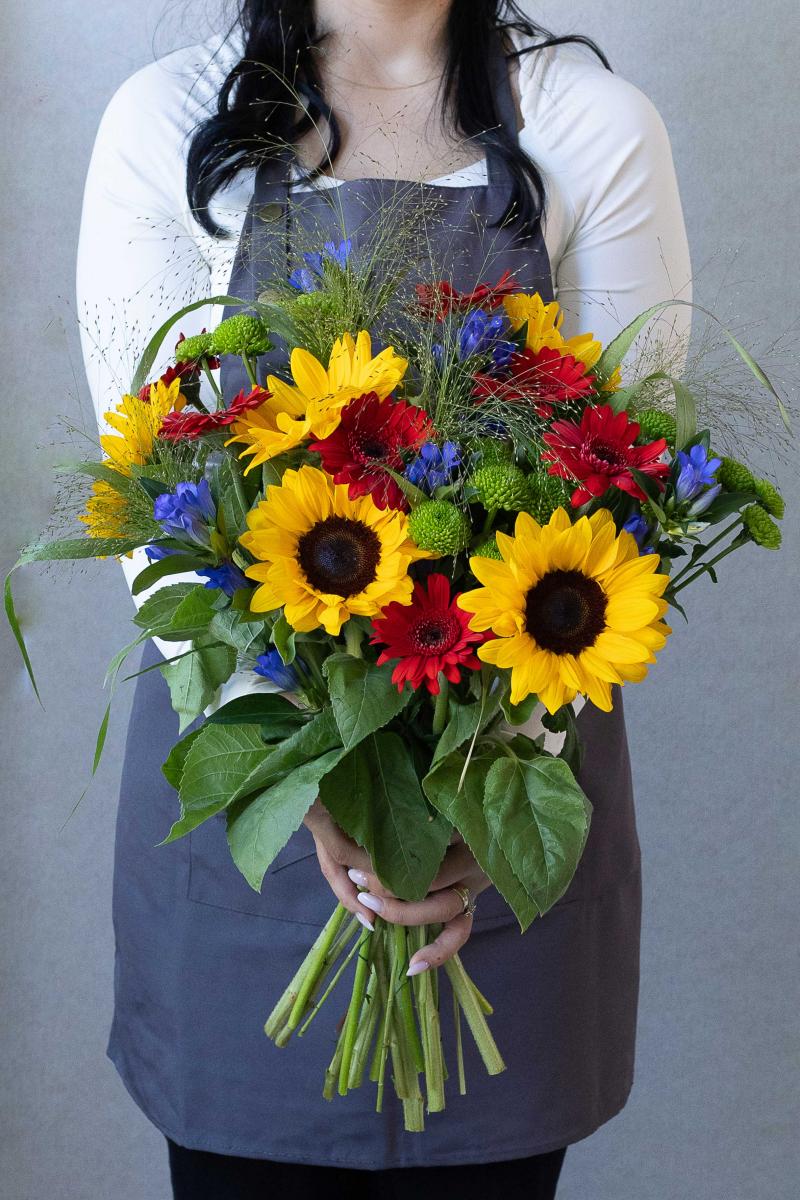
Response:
[76,2,692,1196]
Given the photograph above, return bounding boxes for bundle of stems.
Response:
[264,903,506,1132]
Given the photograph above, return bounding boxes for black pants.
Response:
[167,1138,567,1200]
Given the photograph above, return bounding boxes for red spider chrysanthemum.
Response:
[138,332,220,402]
[159,386,271,440]
[370,573,486,695]
[542,404,669,506]
[308,392,433,511]
[415,269,518,320]
[473,346,595,417]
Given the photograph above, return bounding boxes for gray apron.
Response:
[108,33,641,1166]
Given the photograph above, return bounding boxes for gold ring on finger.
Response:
[451,884,476,917]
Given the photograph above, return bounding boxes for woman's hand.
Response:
[304,800,491,975]
[348,834,491,977]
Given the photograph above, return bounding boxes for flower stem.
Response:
[264,903,347,1041]
[242,354,259,388]
[669,517,743,587]
[671,539,744,596]
[297,918,364,1036]
[284,903,347,1035]
[201,359,223,408]
[432,677,450,735]
[444,954,506,1077]
[344,621,364,659]
[338,927,372,1094]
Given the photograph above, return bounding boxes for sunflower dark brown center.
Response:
[297,516,381,597]
[524,569,607,655]
[409,614,461,655]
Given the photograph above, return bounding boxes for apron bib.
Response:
[108,30,642,1165]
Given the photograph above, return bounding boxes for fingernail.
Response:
[406,960,430,977]
[355,912,374,933]
[348,868,368,887]
[359,893,384,914]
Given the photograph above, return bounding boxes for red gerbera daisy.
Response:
[473,346,595,417]
[370,573,486,695]
[138,332,221,402]
[542,404,669,506]
[308,392,433,511]
[415,269,518,320]
[159,386,271,441]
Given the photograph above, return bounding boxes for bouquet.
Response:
[7,237,790,1132]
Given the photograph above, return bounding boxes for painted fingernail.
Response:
[348,868,368,887]
[355,912,375,933]
[407,960,430,977]
[359,893,384,914]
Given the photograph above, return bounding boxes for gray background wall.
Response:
[1,2,797,1197]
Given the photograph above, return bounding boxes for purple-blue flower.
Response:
[405,441,461,492]
[153,479,216,547]
[289,239,352,291]
[674,445,722,503]
[623,513,656,555]
[196,562,249,597]
[457,309,514,361]
[253,649,305,692]
[144,544,178,562]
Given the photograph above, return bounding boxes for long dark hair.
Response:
[186,1,609,238]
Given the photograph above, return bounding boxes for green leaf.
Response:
[131,554,207,596]
[499,691,540,728]
[323,653,412,750]
[319,732,451,901]
[226,747,347,890]
[4,567,42,704]
[159,586,220,641]
[483,755,591,914]
[228,705,343,802]
[129,294,247,395]
[253,298,303,347]
[132,582,197,631]
[161,728,205,791]
[206,692,307,739]
[18,537,141,563]
[271,614,296,665]
[160,642,236,732]
[672,378,698,449]
[216,455,250,539]
[54,460,134,493]
[208,607,267,655]
[433,691,502,765]
[423,751,539,931]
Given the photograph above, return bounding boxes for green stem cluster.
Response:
[668,517,746,597]
[264,902,506,1131]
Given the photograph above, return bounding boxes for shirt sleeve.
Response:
[75,54,234,693]
[518,43,693,362]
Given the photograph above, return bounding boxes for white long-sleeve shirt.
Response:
[76,28,692,711]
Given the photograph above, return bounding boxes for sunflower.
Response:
[502,293,621,393]
[239,465,427,635]
[226,331,408,472]
[100,377,186,473]
[458,507,671,713]
[78,479,130,540]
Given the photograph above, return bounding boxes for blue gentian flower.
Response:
[289,239,353,290]
[153,479,216,548]
[457,309,513,361]
[674,445,722,503]
[623,513,656,555]
[405,441,462,492]
[196,562,249,597]
[687,482,722,517]
[144,544,178,562]
[253,648,305,692]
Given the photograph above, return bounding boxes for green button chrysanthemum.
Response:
[753,477,785,520]
[742,504,782,549]
[633,407,677,448]
[473,536,503,560]
[475,437,514,465]
[209,314,273,357]
[470,463,530,512]
[525,473,573,524]
[717,456,756,494]
[408,500,471,555]
[177,332,214,361]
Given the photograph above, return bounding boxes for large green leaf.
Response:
[423,751,539,931]
[160,641,236,732]
[208,608,267,655]
[216,455,251,540]
[432,690,502,767]
[132,582,197,631]
[319,732,451,901]
[483,755,591,914]
[157,586,220,641]
[131,554,207,596]
[672,378,698,449]
[228,705,343,802]
[18,536,141,563]
[163,723,271,841]
[227,747,347,890]
[161,727,205,791]
[206,692,307,740]
[323,653,412,750]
